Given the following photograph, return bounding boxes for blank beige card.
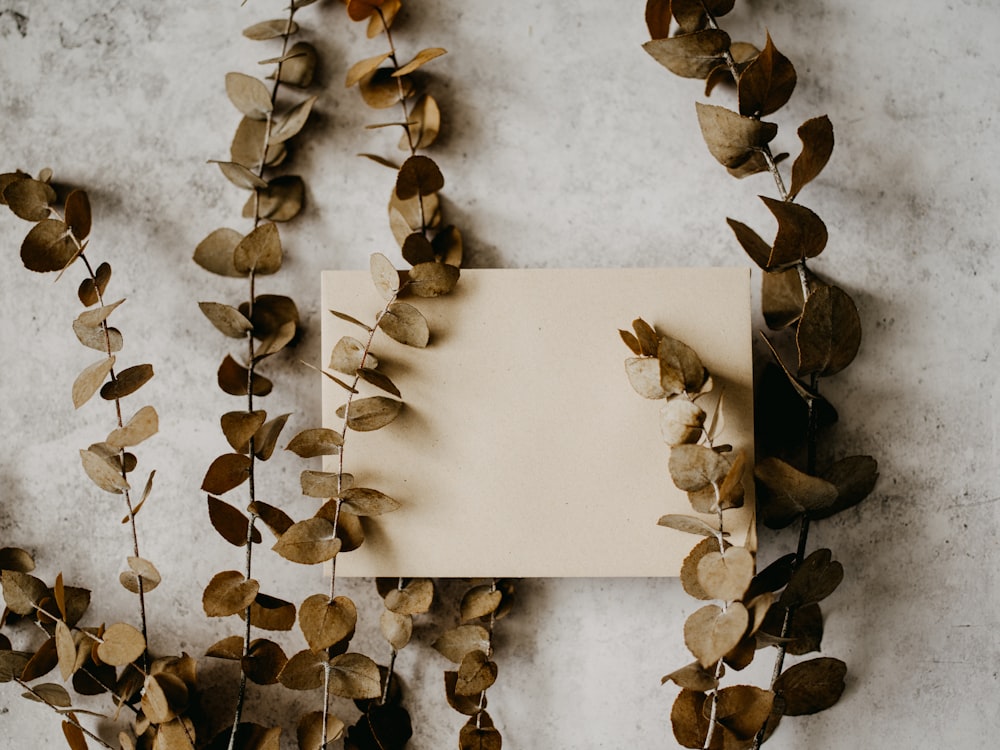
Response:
[321,267,754,577]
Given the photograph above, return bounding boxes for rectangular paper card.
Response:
[321,267,754,577]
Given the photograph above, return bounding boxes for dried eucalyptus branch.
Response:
[192,1,319,746]
[641,0,880,745]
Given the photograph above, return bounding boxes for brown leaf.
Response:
[380,609,412,650]
[672,0,735,31]
[619,328,642,356]
[21,636,58,682]
[298,711,345,750]
[796,285,862,377]
[455,649,497,697]
[218,354,273,397]
[394,47,447,77]
[201,453,252,495]
[461,585,503,622]
[624,357,665,399]
[242,639,288,685]
[79,448,129,493]
[21,219,78,273]
[5,177,55,220]
[661,661,719,692]
[384,578,433,615]
[755,457,839,529]
[814,454,878,520]
[389,190,440,245]
[142,671,189,723]
[330,310,373,333]
[106,405,158,449]
[274,41,317,88]
[726,218,771,270]
[203,570,259,617]
[72,318,123,353]
[64,189,92,240]
[245,593,297,632]
[234,222,282,275]
[248,500,294,537]
[406,94,442,150]
[789,115,835,201]
[459,717,502,750]
[328,652,383,700]
[0,650,31,682]
[242,174,304,222]
[717,449,746,510]
[279,649,326,691]
[669,444,730,494]
[286,427,343,458]
[61,719,88,750]
[232,117,286,170]
[762,266,806,329]
[221,410,267,453]
[72,356,115,409]
[299,594,357,652]
[774,657,846,715]
[337,396,403,432]
[269,96,317,144]
[408,261,460,297]
[212,160,269,191]
[300,470,353,498]
[680,536,727,600]
[330,336,372,375]
[22,682,72,708]
[671,689,716,749]
[338,487,400,516]
[715,684,775,740]
[395,155,444,201]
[96,622,146,667]
[697,546,754,602]
[78,260,111,307]
[206,635,245,660]
[695,102,777,169]
[347,0,386,23]
[243,18,298,40]
[659,335,709,395]
[657,513,724,538]
[645,0,672,39]
[433,624,490,663]
[335,509,365,552]
[253,413,291,461]
[359,67,412,109]
[208,495,261,547]
[684,602,749,668]
[356,366,401,397]
[370,252,401,300]
[780,548,843,609]
[225,72,272,120]
[659,398,706,446]
[761,196,828,267]
[119,556,162,595]
[0,547,35,573]
[199,302,253,339]
[100,364,153,401]
[272,518,341,564]
[194,227,244,277]
[738,33,796,117]
[643,29,731,79]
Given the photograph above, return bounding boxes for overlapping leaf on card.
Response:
[300,470,353,498]
[669,444,730,494]
[680,536,730,601]
[330,336,373,377]
[407,261,459,297]
[659,334,709,396]
[337,396,402,432]
[370,251,401,300]
[355,366,400,397]
[643,29,731,79]
[660,398,707,445]
[697,546,754,601]
[379,301,430,348]
[657,513,727,538]
[337,487,400,517]
[273,518,341,564]
[762,266,807,329]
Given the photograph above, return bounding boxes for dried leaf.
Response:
[242,639,288,685]
[61,719,87,750]
[433,624,490,663]
[461,586,502,622]
[243,18,297,40]
[100,364,153,401]
[337,396,403,431]
[4,177,55,221]
[672,0,735,31]
[684,602,749,668]
[680,536,729,601]
[755,456,839,528]
[21,636,58,682]
[286,428,343,458]
[23,682,72,708]
[697,546,754,601]
[242,174,304,222]
[359,67,413,109]
[624,357,665,399]
[619,329,642,356]
[669,444,730,494]
[455,649,497,696]
[406,94,442,150]
[64,189,92,240]
[0,650,31,682]
[695,102,777,169]
[370,252,401,300]
[762,266,806,329]
[814,454,878,520]
[761,196,828,267]
[789,115,835,201]
[72,356,115,409]
[273,518,341,564]
[221,410,267,453]
[248,500,294,537]
[300,470,353,498]
[395,155,444,200]
[328,652,382,700]
[212,160,269,191]
[96,622,145,667]
[394,47,447,77]
[218,354,273,397]
[273,41,317,88]
[194,228,244,277]
[298,711,345,750]
[225,72,273,120]
[384,578,433,615]
[774,657,846,715]
[444,671,484,716]
[253,413,291,461]
[715,684,775,740]
[335,510,365,552]
[780,548,843,609]
[657,514,725,538]
[659,335,708,395]
[738,33,796,117]
[643,29,731,79]
[347,51,393,87]
[380,609,412,650]
[106,405,158,449]
[408,261,460,297]
[198,302,253,339]
[356,367,401,397]
[796,285,862,377]
[208,495,261,547]
[142,671,189,723]
[0,547,35,573]
[201,453,252,495]
[21,219,78,273]
[434,224,463,267]
[232,116,287,171]
[726,218,771,270]
[279,649,325,691]
[347,0,386,23]
[245,593,297,632]
[271,96,317,144]
[330,336,372,374]
[662,661,719,692]
[203,570,259,617]
[458,717,502,750]
[234,222,282,275]
[79,448,129,493]
[645,0,672,39]
[389,190,440,245]
[338,487,400,516]
[299,594,357,652]
[77,261,111,307]
[119,556,162,595]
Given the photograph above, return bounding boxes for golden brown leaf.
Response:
[79,448,129,493]
[0,547,35,573]
[455,649,497,697]
[669,444,730,494]
[242,174,304,222]
[407,261,460,297]
[461,586,502,623]
[394,47,447,77]
[199,302,253,339]
[338,487,400,516]
[201,453,251,495]
[231,116,286,170]
[272,518,341,564]
[72,356,115,409]
[695,102,777,169]
[221,410,267,453]
[4,177,55,221]
[206,635,244,660]
[244,593,297,632]
[299,594,357,652]
[433,624,490,663]
[77,260,111,307]
[379,609,412,650]
[21,219,78,273]
[286,428,343,458]
[279,650,325,691]
[21,636,58,682]
[243,18,298,40]
[458,716,502,750]
[142,671,189,723]
[405,94,442,151]
[194,227,244,277]
[234,221,282,275]
[328,652,383,700]
[658,335,709,395]
[384,578,434,615]
[346,51,393,87]
[248,500,294,537]
[106,405,158,449]
[218,354,273,397]
[684,602,748,668]
[359,67,412,109]
[643,29,731,79]
[119,556,162,595]
[657,513,724,538]
[61,718,88,750]
[298,711,345,750]
[100,363,153,401]
[273,41,318,88]
[96,622,145,667]
[761,196,828,267]
[356,367,401,397]
[22,682,71,708]
[225,72,273,120]
[242,639,288,685]
[773,657,846,715]
[203,571,259,617]
[395,155,444,200]
[680,536,729,601]
[789,115,835,201]
[253,413,290,461]
[269,96,317,144]
[208,495,261,547]
[662,661,719,692]
[64,189,91,240]
[715,684,775,740]
[697,546,754,602]
[796,285,861,377]
[738,32,796,117]
[329,336,371,375]
[212,160,269,190]
[300,470,353,498]
[347,0,385,22]
[644,0,672,40]
[337,396,403,432]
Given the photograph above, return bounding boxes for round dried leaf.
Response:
[455,649,497,697]
[0,547,35,573]
[370,252,401,300]
[695,102,778,169]
[64,189,91,240]
[330,336,371,375]
[657,513,724,538]
[234,222,282,275]
[359,67,411,109]
[684,602,749,668]
[5,177,55,221]
[779,548,844,609]
[681,536,729,601]
[286,428,343,458]
[433,624,490,664]
[337,396,403,432]
[669,444,731,494]
[406,94,441,150]
[221,410,267,453]
[774,657,846,715]
[298,710,345,750]
[379,609,412,650]
[208,495,261,547]
[737,32,796,117]
[755,457,839,528]
[459,721,502,750]
[762,196,828,267]
[245,593,297,632]
[346,51,392,87]
[21,219,78,273]
[378,301,428,348]
[796,285,861,377]
[218,354,273,397]
[697,546,754,602]
[278,649,325,691]
[194,227,244,277]
[642,29,731,79]
[106,405,158,449]
[328,652,383,700]
[272,518,341,565]
[395,155,444,201]
[242,174,304,222]
[79,448,129,493]
[408,262,459,297]
[625,357,665,399]
[715,684,775,741]
[23,682,72,708]
[201,453,252,495]
[270,96,317,144]
[100,364,153,401]
[96,623,146,667]
[225,72,273,119]
[242,639,288,685]
[119,556,162,594]
[274,41,317,88]
[141,672,188,723]
[658,335,707,395]
[662,661,719,692]
[299,594,357,652]
[203,571,259,617]
[199,302,253,339]
[212,160,269,191]
[231,117,286,170]
[253,413,291,461]
[660,398,706,445]
[384,578,434,616]
[461,586,502,622]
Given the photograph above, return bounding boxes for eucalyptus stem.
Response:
[17,680,116,750]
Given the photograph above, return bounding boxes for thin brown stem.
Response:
[17,680,115,750]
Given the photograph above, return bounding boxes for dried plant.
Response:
[192,1,319,746]
[0,172,199,749]
[641,0,879,746]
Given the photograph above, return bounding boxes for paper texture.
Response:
[321,268,754,577]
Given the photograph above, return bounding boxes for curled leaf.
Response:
[643,29,731,79]
[695,102,777,170]
[789,115,835,201]
[796,285,862,377]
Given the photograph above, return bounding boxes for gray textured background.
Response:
[1,1,998,747]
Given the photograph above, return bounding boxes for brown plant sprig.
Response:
[641,1,879,746]
[0,173,205,749]
[192,1,320,746]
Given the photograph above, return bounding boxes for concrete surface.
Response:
[0,0,997,747]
